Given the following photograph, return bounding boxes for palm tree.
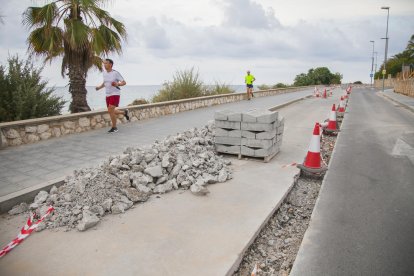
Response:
[406,34,414,59]
[23,0,127,113]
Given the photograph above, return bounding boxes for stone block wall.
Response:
[394,79,414,97]
[0,87,305,148]
[214,109,284,161]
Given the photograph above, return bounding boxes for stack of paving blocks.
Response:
[214,109,284,161]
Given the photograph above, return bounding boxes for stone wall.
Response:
[374,76,395,88]
[0,87,307,148]
[394,79,414,97]
[374,78,414,98]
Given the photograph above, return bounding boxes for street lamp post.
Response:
[374,51,378,78]
[370,40,375,87]
[381,6,390,92]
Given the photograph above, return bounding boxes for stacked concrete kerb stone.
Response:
[214,109,284,162]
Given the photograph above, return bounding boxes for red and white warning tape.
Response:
[0,206,54,258]
[281,162,297,168]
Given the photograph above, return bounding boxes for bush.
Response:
[129,98,149,106]
[273,83,288,88]
[257,84,271,90]
[152,68,204,103]
[353,81,363,84]
[204,82,235,95]
[0,56,65,123]
[152,69,235,103]
[258,83,289,90]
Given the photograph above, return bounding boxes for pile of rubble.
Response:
[9,122,232,231]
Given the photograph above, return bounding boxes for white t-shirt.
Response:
[103,70,124,96]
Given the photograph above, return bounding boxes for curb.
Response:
[0,177,65,214]
[226,94,312,275]
[378,92,414,113]
[269,95,313,111]
[290,91,351,275]
[225,174,299,276]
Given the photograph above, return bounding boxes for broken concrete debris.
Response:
[10,123,232,232]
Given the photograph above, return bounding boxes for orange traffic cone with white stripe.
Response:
[323,104,339,135]
[297,123,327,175]
[338,96,345,112]
[323,89,327,99]
[251,263,258,276]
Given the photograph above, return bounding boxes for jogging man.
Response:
[96,58,129,133]
[245,70,256,100]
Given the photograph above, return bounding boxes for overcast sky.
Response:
[0,0,413,86]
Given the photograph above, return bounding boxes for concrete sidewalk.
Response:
[0,90,313,212]
[380,88,414,113]
[0,88,341,275]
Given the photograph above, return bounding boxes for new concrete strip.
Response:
[0,90,339,275]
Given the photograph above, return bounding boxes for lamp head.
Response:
[381,6,389,10]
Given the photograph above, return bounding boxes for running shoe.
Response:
[124,109,130,121]
[108,127,118,133]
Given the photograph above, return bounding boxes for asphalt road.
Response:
[291,88,414,275]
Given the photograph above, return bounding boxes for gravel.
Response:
[233,131,338,276]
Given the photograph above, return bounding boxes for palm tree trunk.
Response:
[68,63,91,113]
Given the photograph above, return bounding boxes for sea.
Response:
[53,85,246,114]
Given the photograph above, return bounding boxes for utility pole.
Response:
[381,6,390,92]
[370,41,375,87]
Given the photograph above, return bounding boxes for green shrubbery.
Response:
[0,56,65,123]
[129,98,149,106]
[151,68,235,103]
[257,83,289,90]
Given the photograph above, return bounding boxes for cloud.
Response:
[221,0,281,29]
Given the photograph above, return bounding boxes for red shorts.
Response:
[106,95,120,107]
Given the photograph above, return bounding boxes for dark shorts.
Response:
[106,95,120,107]
[246,84,253,88]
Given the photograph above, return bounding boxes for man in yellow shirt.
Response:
[245,70,256,100]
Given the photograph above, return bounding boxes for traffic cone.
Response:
[323,104,338,135]
[297,123,327,175]
[323,89,327,99]
[251,263,258,276]
[338,96,345,112]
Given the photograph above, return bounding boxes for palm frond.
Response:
[64,18,91,50]
[22,3,58,28]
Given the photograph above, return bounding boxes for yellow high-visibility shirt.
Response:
[245,74,255,84]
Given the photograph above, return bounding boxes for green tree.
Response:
[375,34,414,79]
[0,55,65,122]
[294,67,342,86]
[23,0,127,113]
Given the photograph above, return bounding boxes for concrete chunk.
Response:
[215,120,241,130]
